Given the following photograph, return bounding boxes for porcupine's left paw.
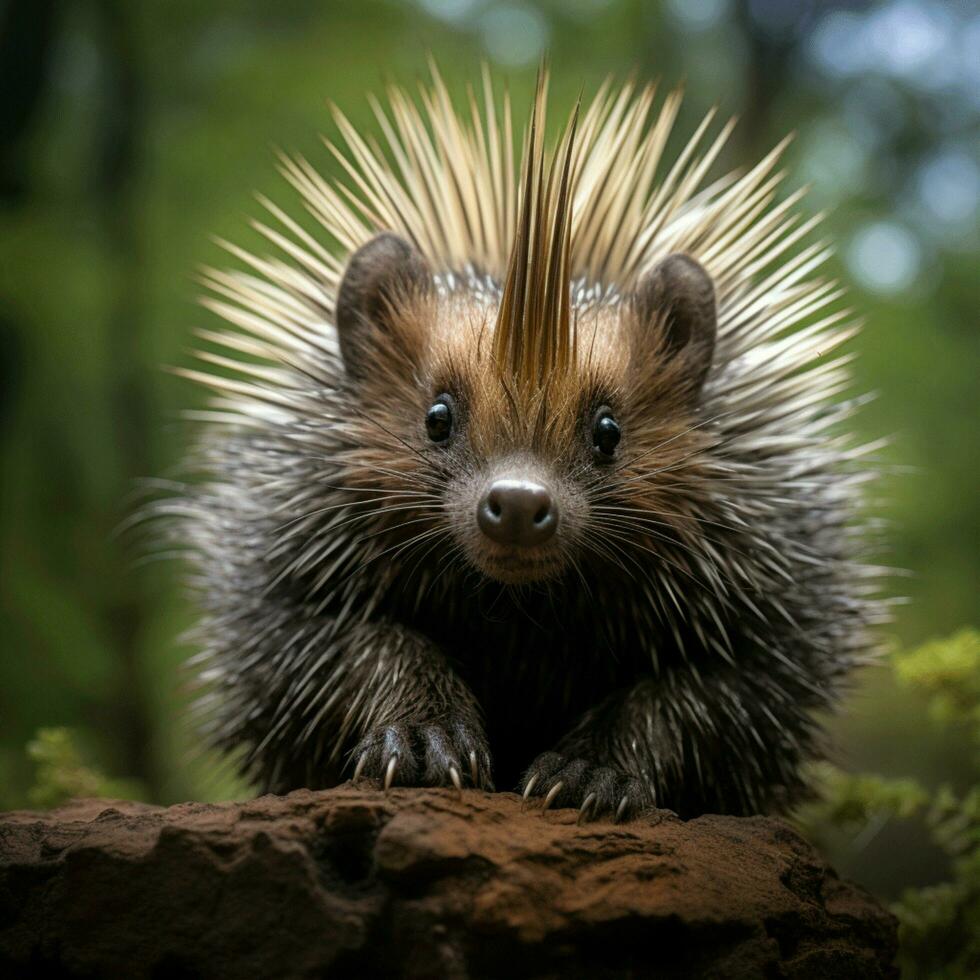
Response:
[519,752,653,823]
[350,718,493,791]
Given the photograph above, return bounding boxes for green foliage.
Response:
[894,785,980,978]
[894,630,980,747]
[800,630,980,978]
[805,763,928,827]
[26,728,145,810]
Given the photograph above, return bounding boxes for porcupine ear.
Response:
[335,232,432,379]
[633,253,717,397]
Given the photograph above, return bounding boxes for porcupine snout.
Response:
[477,479,558,547]
[456,451,586,586]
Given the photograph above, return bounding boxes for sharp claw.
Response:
[577,792,598,825]
[352,753,368,782]
[469,750,478,786]
[542,780,564,813]
[521,773,539,811]
[614,795,629,823]
[449,765,462,792]
[383,754,398,792]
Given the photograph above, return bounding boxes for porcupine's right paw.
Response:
[350,719,493,791]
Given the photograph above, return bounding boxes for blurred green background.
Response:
[0,0,976,910]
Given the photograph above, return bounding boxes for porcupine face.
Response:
[334,234,719,588]
[427,294,612,587]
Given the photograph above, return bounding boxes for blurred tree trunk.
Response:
[2,0,161,798]
[731,2,798,152]
[93,0,160,798]
[0,0,58,441]
[0,0,60,202]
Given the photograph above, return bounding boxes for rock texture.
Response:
[0,787,896,979]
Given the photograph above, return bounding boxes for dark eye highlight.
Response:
[425,394,454,443]
[592,406,621,459]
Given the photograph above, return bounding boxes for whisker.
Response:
[316,483,442,499]
[599,525,719,597]
[593,503,747,536]
[615,411,730,472]
[344,526,448,582]
[564,549,596,603]
[595,514,734,576]
[418,540,468,602]
[401,532,454,593]
[358,513,443,543]
[357,409,439,468]
[272,493,439,534]
[343,463,446,491]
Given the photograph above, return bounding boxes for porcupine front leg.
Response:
[518,692,654,823]
[343,622,493,792]
[520,663,820,820]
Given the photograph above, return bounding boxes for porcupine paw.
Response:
[519,752,652,823]
[350,718,493,791]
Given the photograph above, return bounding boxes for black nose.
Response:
[477,479,558,547]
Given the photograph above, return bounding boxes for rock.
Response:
[0,787,896,979]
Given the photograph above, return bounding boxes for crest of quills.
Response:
[162,66,887,821]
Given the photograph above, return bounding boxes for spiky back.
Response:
[194,65,859,452]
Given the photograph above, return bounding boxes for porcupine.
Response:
[170,67,885,821]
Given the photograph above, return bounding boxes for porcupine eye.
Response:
[592,406,621,460]
[425,394,454,443]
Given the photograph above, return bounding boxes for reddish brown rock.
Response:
[0,787,896,978]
